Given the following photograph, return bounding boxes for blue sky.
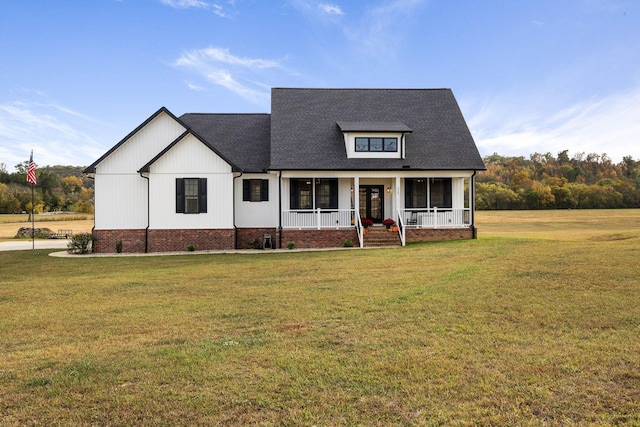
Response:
[1,0,639,168]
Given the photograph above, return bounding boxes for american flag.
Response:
[27,151,37,185]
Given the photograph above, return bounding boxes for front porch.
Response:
[280,207,473,248]
[277,173,477,248]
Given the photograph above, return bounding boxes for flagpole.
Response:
[27,150,37,250]
[31,182,35,250]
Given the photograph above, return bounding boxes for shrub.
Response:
[187,244,195,252]
[115,240,123,253]
[67,233,95,254]
[343,239,353,247]
[287,241,295,250]
[249,237,262,249]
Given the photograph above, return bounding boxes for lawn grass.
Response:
[1,210,639,425]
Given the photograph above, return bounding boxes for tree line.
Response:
[477,150,640,209]
[0,162,94,214]
[2,149,640,214]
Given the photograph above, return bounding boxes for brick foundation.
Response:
[92,226,476,253]
[280,228,359,249]
[92,228,235,253]
[93,229,147,253]
[405,226,476,243]
[147,229,235,252]
[236,228,280,249]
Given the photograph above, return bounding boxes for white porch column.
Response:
[395,176,401,215]
[353,176,360,218]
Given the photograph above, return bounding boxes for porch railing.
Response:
[396,209,406,247]
[399,208,471,228]
[282,209,358,229]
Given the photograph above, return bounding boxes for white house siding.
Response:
[234,173,279,228]
[93,112,186,230]
[94,175,148,229]
[97,112,186,174]
[337,178,352,211]
[452,177,465,210]
[147,134,234,230]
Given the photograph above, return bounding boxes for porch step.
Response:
[364,226,402,247]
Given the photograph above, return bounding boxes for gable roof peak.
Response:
[84,106,184,174]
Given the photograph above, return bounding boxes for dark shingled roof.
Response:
[86,89,485,176]
[270,88,485,171]
[179,113,271,173]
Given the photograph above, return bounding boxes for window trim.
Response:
[290,178,338,210]
[243,179,269,202]
[429,178,452,209]
[405,178,428,208]
[355,137,398,153]
[315,178,338,210]
[176,178,207,214]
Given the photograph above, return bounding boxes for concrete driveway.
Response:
[0,240,70,251]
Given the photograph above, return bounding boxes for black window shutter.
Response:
[243,179,250,201]
[176,178,184,213]
[199,178,207,213]
[260,179,269,201]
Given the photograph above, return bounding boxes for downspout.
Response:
[233,172,243,250]
[471,170,477,239]
[87,174,96,247]
[278,171,282,249]
[139,172,149,253]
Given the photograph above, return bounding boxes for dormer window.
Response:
[337,121,411,160]
[355,137,398,152]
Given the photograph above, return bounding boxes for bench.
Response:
[49,229,73,239]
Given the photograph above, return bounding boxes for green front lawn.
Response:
[1,210,639,425]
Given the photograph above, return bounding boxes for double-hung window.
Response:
[243,179,269,202]
[405,179,427,208]
[176,178,207,214]
[404,178,452,209]
[290,178,338,210]
[290,179,313,210]
[315,179,338,209]
[430,178,452,208]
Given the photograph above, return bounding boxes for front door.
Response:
[359,185,384,223]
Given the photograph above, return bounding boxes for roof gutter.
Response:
[471,170,477,239]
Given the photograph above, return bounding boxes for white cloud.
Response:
[467,86,640,162]
[319,3,344,15]
[160,0,210,9]
[186,82,206,91]
[0,100,110,167]
[160,0,236,17]
[176,47,281,69]
[173,47,283,103]
[345,0,425,57]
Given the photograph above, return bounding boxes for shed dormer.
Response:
[337,121,412,160]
